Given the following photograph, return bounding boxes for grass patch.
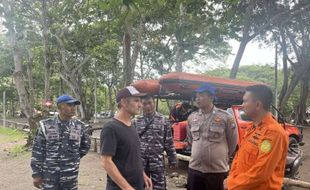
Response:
[7,144,28,157]
[0,127,27,143]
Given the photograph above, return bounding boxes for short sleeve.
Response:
[100,125,117,156]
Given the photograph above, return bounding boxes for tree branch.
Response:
[286,28,301,63]
[248,2,310,41]
[131,18,145,66]
[72,55,91,73]
[287,58,297,69]
[50,32,69,71]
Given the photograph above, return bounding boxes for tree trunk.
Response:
[229,0,256,79]
[123,32,132,86]
[139,52,144,79]
[107,86,115,113]
[4,0,37,146]
[42,0,51,101]
[229,39,249,79]
[26,48,35,107]
[175,45,184,72]
[278,28,289,110]
[5,1,33,119]
[131,19,144,80]
[175,2,185,72]
[59,76,64,95]
[122,4,133,87]
[104,87,107,110]
[295,76,309,125]
[279,70,303,111]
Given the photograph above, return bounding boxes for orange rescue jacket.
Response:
[227,113,289,190]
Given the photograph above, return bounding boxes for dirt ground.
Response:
[0,126,310,190]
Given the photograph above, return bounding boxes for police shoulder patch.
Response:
[214,116,221,122]
[260,140,272,153]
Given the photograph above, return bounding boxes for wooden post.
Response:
[93,137,97,153]
[283,178,310,189]
[3,91,5,128]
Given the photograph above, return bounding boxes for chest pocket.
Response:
[242,141,259,166]
[45,125,60,141]
[68,125,81,154]
[208,126,225,142]
[69,125,81,142]
[190,125,200,141]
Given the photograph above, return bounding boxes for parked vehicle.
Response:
[132,72,304,179]
[132,72,303,149]
[228,105,303,147]
[170,105,303,153]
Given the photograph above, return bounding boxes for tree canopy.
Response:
[0,0,309,127]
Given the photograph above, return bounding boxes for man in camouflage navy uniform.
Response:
[132,95,177,190]
[186,83,238,190]
[31,95,91,190]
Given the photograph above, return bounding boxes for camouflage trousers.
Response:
[41,174,78,190]
[144,162,166,190]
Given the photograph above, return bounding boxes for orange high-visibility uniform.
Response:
[227,113,289,190]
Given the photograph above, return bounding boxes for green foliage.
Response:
[0,0,308,121]
[8,144,28,157]
[137,0,231,75]
[157,99,170,116]
[206,64,304,117]
[0,127,27,143]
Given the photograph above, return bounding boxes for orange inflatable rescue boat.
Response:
[131,79,160,95]
[132,72,263,103]
[159,72,262,101]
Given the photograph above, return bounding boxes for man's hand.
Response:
[169,163,178,169]
[143,172,152,190]
[33,177,43,189]
[223,178,228,190]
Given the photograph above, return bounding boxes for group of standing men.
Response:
[31,83,288,190]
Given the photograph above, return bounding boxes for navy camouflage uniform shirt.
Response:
[132,112,177,171]
[31,116,91,181]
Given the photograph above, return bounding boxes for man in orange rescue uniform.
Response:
[226,84,289,190]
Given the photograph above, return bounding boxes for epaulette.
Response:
[155,112,164,117]
[188,111,199,119]
[134,115,144,120]
[189,110,199,116]
[74,118,85,125]
[217,109,229,114]
[41,117,54,124]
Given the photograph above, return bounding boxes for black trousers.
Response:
[187,168,227,190]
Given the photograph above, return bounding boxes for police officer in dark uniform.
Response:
[133,95,177,190]
[31,95,91,190]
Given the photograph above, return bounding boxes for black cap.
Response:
[116,86,146,103]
